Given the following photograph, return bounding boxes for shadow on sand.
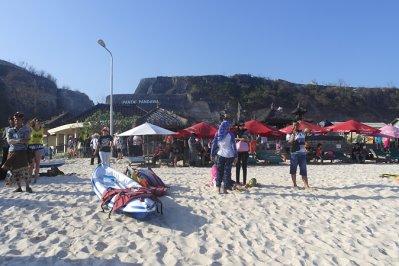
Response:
[36,175,89,185]
[0,198,66,211]
[0,256,134,266]
[143,196,207,237]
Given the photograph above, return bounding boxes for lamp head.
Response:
[97,39,106,48]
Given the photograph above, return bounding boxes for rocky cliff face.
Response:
[0,59,93,126]
[133,75,399,123]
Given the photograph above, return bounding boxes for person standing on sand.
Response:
[90,133,100,165]
[235,122,250,185]
[1,117,14,167]
[211,118,237,194]
[288,122,310,189]
[0,117,15,180]
[28,118,45,183]
[2,112,32,193]
[96,127,113,167]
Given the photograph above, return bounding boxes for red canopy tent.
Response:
[326,119,379,134]
[279,120,325,134]
[244,120,283,137]
[182,122,217,139]
[174,129,191,138]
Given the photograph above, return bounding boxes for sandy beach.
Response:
[0,159,398,265]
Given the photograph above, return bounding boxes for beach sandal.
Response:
[26,187,33,193]
[14,187,23,192]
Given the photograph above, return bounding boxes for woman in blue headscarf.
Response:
[211,116,237,194]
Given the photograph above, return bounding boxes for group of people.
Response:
[0,113,45,193]
[211,117,310,194]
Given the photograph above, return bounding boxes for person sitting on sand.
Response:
[211,116,237,194]
[288,122,310,189]
[2,112,33,193]
[28,118,45,183]
[96,127,113,166]
[152,142,169,165]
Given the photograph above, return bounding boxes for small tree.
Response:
[79,110,139,140]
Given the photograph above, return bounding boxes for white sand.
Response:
[0,159,398,265]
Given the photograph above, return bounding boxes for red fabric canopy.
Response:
[279,120,325,134]
[244,120,283,137]
[174,129,191,138]
[183,122,217,139]
[326,119,379,134]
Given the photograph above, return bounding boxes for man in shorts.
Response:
[1,112,32,193]
[288,122,310,189]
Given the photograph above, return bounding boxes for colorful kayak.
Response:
[91,164,157,219]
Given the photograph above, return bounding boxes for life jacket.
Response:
[138,168,167,188]
[100,187,165,218]
[126,166,168,189]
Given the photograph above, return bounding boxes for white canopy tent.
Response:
[47,122,84,153]
[48,122,84,135]
[119,123,176,163]
[119,122,175,136]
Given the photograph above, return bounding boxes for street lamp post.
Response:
[97,39,114,136]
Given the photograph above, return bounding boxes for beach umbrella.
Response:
[119,122,175,136]
[378,124,399,139]
[244,120,283,137]
[183,122,217,139]
[279,120,325,134]
[326,119,379,134]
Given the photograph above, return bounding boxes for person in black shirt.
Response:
[96,127,113,166]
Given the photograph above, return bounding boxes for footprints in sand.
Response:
[95,241,108,252]
[199,245,207,254]
[29,235,47,244]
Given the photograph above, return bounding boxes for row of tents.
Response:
[118,119,399,139]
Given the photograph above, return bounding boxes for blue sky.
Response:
[1,0,398,102]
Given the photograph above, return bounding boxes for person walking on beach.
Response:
[28,118,45,183]
[96,127,113,166]
[188,133,197,166]
[114,133,123,160]
[211,117,237,194]
[2,112,32,193]
[0,117,15,180]
[235,122,250,185]
[288,122,310,189]
[90,133,100,165]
